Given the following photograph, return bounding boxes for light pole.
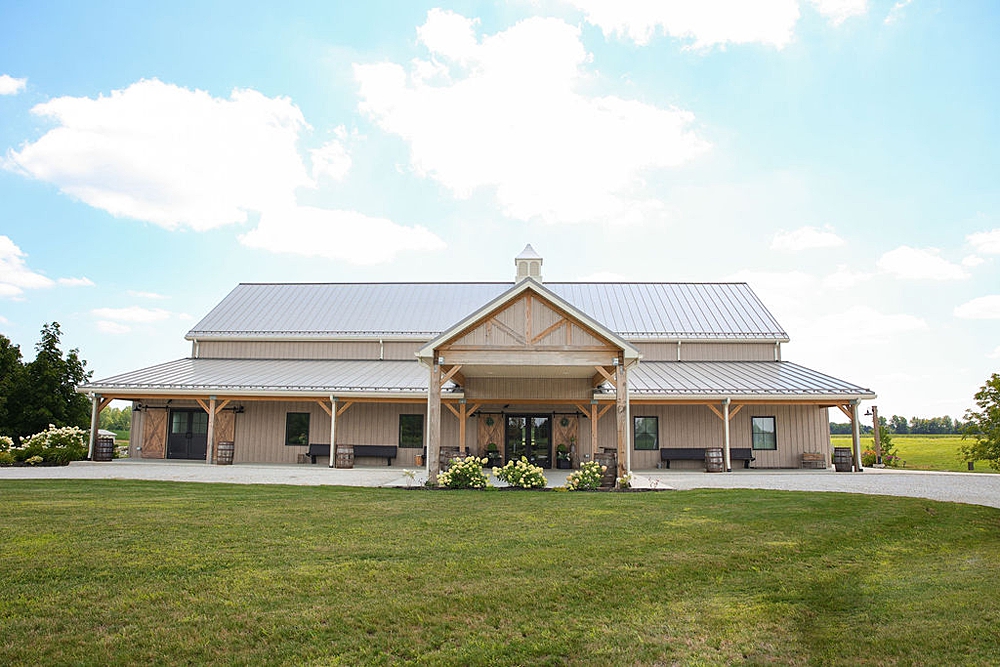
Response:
[864,405,883,465]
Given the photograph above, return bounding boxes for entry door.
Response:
[167,409,209,459]
[505,415,552,468]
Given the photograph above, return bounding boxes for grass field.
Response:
[830,434,996,473]
[1,481,999,665]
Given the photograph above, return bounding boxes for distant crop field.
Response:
[830,434,996,473]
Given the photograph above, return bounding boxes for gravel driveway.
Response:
[2,460,999,509]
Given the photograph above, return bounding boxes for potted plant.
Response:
[556,443,572,469]
[485,442,502,467]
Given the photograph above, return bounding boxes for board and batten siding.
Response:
[632,342,777,362]
[195,340,419,360]
[465,377,592,402]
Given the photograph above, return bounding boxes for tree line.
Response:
[830,414,966,435]
[0,323,92,443]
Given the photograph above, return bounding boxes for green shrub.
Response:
[16,425,88,465]
[565,460,605,490]
[0,451,14,465]
[437,456,491,489]
[492,457,547,489]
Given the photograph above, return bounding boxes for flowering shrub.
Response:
[493,457,547,489]
[617,473,633,490]
[15,425,88,466]
[861,448,901,467]
[437,456,491,489]
[565,461,606,490]
[0,435,13,452]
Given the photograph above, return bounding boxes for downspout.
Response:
[379,338,384,361]
[87,393,100,460]
[193,339,200,359]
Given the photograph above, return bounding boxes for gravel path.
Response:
[2,461,999,509]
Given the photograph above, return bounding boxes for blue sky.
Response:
[1,0,997,420]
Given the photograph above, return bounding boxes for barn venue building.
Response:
[79,246,874,477]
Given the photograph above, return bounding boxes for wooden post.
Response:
[590,402,598,463]
[615,361,627,480]
[723,398,732,472]
[427,359,442,481]
[87,393,100,460]
[328,396,337,468]
[872,404,882,465]
[851,401,863,472]
[206,396,216,464]
[459,400,467,457]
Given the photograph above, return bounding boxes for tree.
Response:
[0,334,24,436]
[889,414,909,434]
[3,323,92,440]
[960,373,1000,470]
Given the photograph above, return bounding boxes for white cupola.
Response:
[514,244,543,283]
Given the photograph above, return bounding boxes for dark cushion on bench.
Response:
[660,447,755,469]
[305,443,398,465]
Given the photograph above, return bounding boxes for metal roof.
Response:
[81,358,442,395]
[628,361,874,398]
[187,282,788,341]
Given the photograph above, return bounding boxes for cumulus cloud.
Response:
[5,79,312,231]
[0,235,55,297]
[822,264,871,289]
[876,246,969,281]
[91,306,173,323]
[239,207,445,264]
[127,290,168,299]
[354,10,709,225]
[310,127,353,181]
[96,320,132,335]
[967,228,1000,255]
[962,255,985,268]
[804,305,926,345]
[0,74,27,95]
[954,295,1000,320]
[57,277,95,287]
[771,226,845,252]
[810,0,868,25]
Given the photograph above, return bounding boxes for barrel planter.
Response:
[217,440,234,465]
[335,444,354,469]
[705,447,724,473]
[595,449,617,488]
[833,447,853,472]
[439,446,460,472]
[94,435,115,462]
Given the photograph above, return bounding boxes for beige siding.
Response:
[465,377,591,402]
[196,340,420,360]
[632,342,776,362]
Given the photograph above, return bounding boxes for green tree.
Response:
[960,373,1000,470]
[99,406,131,432]
[7,323,92,440]
[0,334,24,436]
[889,414,909,434]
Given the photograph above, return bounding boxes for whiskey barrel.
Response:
[335,444,354,469]
[217,441,234,465]
[94,435,115,462]
[595,449,617,488]
[833,447,852,472]
[439,446,460,472]
[705,447,724,473]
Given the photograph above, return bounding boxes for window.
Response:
[285,412,310,446]
[751,416,777,450]
[633,416,659,450]
[399,414,424,448]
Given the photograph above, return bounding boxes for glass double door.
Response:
[505,415,552,468]
[167,409,209,459]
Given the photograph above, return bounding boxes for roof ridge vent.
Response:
[515,244,542,283]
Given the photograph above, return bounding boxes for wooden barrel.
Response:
[335,444,354,469]
[595,449,617,488]
[705,447,724,473]
[94,435,115,462]
[439,446,460,472]
[833,447,852,472]
[217,441,234,465]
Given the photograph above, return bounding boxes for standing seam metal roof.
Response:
[186,282,788,340]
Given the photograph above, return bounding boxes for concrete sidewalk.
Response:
[2,460,999,509]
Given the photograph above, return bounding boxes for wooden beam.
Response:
[205,397,216,464]
[466,403,481,418]
[215,399,231,414]
[590,403,598,462]
[440,364,463,387]
[594,365,615,383]
[488,317,525,345]
[530,318,567,345]
[427,361,442,480]
[98,397,113,413]
[615,364,627,481]
[575,404,592,418]
[316,399,332,416]
[459,402,468,456]
[195,398,209,414]
[336,401,354,417]
[706,404,724,420]
[444,402,461,419]
[728,404,743,421]
[525,295,532,343]
[597,404,613,419]
[566,321,573,346]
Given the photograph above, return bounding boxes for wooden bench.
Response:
[660,447,754,469]
[305,443,398,466]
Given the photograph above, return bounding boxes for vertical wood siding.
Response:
[197,340,420,360]
[465,377,591,401]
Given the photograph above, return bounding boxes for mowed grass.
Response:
[831,434,997,473]
[1,482,999,666]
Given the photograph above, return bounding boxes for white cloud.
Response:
[310,129,352,181]
[810,0,868,25]
[0,74,27,95]
[967,228,1000,255]
[954,295,1000,320]
[771,225,845,252]
[5,79,312,231]
[962,255,985,268]
[239,206,445,264]
[885,0,914,24]
[876,246,969,281]
[804,305,926,345]
[0,235,55,296]
[91,306,172,323]
[563,0,801,48]
[57,276,95,287]
[989,346,1000,360]
[96,320,131,335]
[354,11,709,225]
[127,290,168,299]
[822,264,871,289]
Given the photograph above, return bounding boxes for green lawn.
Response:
[1,482,999,665]
[831,434,995,473]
